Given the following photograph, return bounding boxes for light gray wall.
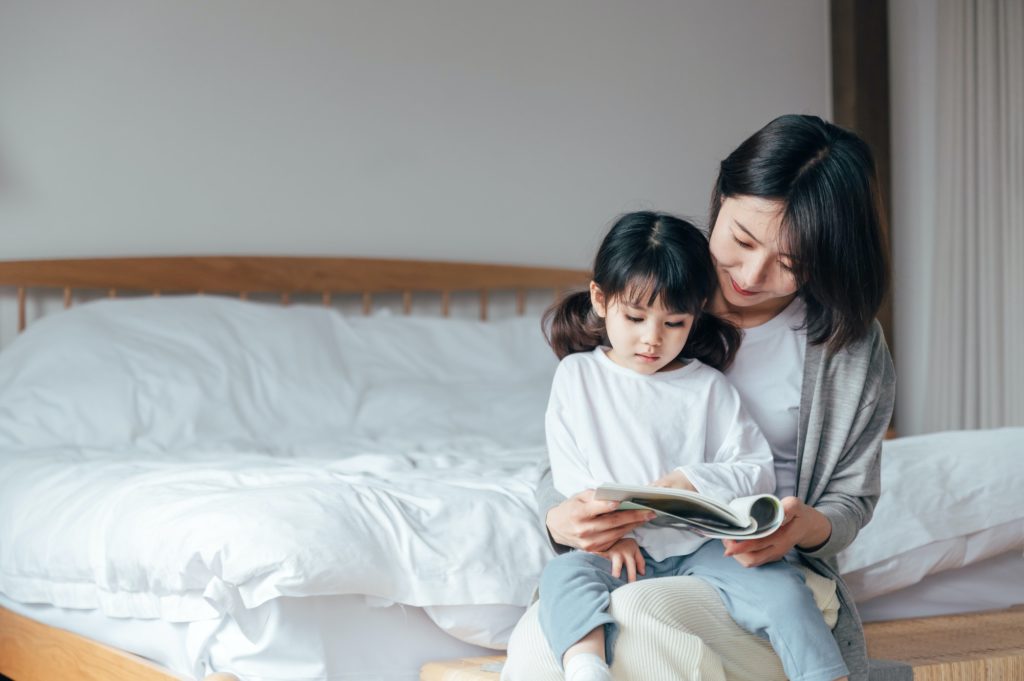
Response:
[0,1,830,267]
[889,0,938,436]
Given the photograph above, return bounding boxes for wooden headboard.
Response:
[0,256,590,332]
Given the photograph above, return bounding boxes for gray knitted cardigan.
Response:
[536,320,896,681]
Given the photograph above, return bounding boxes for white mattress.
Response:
[0,593,499,681]
[857,549,1024,622]
[6,550,1023,680]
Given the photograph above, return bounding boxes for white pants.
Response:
[503,572,839,681]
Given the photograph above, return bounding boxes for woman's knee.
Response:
[610,576,722,631]
[502,602,562,681]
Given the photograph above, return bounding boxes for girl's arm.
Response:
[539,362,654,553]
[675,373,776,503]
[544,364,595,498]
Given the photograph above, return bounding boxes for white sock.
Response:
[564,652,611,681]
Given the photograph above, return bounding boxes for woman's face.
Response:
[709,195,799,315]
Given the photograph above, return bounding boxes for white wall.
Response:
[0,1,830,268]
[889,0,938,435]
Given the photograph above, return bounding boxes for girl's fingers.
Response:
[625,554,637,582]
[611,553,623,579]
[637,549,646,576]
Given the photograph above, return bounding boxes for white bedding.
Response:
[0,592,499,681]
[0,298,557,624]
[0,296,1021,676]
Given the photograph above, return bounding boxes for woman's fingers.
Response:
[578,523,644,552]
[585,508,653,530]
[734,543,785,567]
[723,537,767,556]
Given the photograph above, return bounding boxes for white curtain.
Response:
[926,0,1024,430]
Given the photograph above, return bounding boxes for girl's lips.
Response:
[730,277,758,297]
[636,353,660,362]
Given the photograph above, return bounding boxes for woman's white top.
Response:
[724,298,807,500]
[546,347,775,561]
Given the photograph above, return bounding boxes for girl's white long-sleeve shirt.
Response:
[546,347,775,560]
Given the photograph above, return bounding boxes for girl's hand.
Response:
[649,469,697,492]
[546,489,656,553]
[722,497,832,567]
[596,538,646,582]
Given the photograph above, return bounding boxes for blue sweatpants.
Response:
[538,540,849,681]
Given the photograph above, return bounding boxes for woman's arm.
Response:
[537,466,654,554]
[725,322,896,566]
[799,323,896,560]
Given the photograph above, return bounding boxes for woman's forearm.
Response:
[795,504,832,551]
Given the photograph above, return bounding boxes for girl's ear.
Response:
[589,281,608,318]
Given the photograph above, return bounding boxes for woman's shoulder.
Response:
[820,319,892,367]
[811,319,895,398]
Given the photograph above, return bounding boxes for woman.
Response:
[502,115,896,681]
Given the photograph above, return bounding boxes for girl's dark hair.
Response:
[710,114,889,352]
[544,211,740,371]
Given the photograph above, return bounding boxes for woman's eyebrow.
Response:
[735,219,795,260]
[733,220,763,245]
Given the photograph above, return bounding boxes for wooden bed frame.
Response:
[0,256,589,681]
[1,257,1017,681]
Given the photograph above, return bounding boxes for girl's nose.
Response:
[642,325,662,346]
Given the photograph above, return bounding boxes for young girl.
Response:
[537,211,849,681]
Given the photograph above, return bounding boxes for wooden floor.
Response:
[863,606,1024,680]
[421,607,1024,681]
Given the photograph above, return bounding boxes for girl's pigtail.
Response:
[542,290,604,359]
[683,312,741,371]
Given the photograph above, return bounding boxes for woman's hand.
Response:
[722,496,832,567]
[546,489,655,553]
[596,538,646,582]
[649,469,697,491]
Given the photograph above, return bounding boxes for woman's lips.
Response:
[730,277,758,297]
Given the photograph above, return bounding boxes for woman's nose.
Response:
[743,254,772,286]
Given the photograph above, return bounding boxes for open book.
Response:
[595,483,784,540]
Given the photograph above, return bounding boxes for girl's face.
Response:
[590,282,694,375]
[709,195,799,318]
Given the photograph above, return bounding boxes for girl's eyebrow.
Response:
[624,301,689,317]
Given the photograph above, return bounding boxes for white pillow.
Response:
[0,296,556,453]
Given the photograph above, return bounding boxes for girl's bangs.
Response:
[619,271,701,315]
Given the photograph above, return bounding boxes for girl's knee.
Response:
[540,552,611,592]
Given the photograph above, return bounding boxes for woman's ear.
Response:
[589,281,607,318]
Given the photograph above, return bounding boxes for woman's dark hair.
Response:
[710,114,889,351]
[544,211,741,371]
